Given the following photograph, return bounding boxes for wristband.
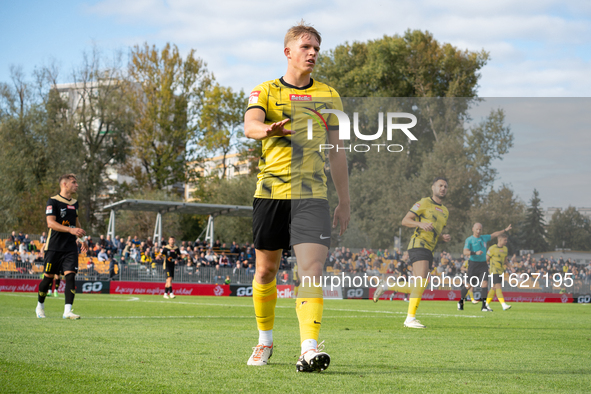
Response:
[470,251,476,256]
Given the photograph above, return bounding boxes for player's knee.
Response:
[255,266,278,283]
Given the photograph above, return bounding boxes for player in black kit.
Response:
[35,174,88,319]
[162,236,180,299]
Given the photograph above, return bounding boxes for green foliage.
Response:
[516,189,550,253]
[0,67,84,233]
[547,207,591,251]
[197,84,247,179]
[125,42,212,190]
[339,101,513,252]
[315,30,489,98]
[470,185,526,253]
[68,48,133,230]
[314,32,508,252]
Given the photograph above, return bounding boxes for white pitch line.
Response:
[0,294,482,318]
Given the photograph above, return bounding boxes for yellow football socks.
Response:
[486,288,496,305]
[296,282,324,343]
[407,278,428,318]
[496,288,505,304]
[253,278,277,331]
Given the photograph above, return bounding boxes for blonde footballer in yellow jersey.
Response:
[485,234,512,310]
[373,178,451,328]
[244,21,350,372]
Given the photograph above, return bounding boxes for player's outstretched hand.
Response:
[264,119,292,138]
[441,234,451,242]
[70,227,86,238]
[505,224,512,232]
[333,202,350,236]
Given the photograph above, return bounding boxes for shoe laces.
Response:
[316,340,326,353]
[251,344,269,360]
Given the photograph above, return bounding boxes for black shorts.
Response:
[408,248,434,268]
[252,198,331,250]
[467,261,489,285]
[164,264,175,279]
[43,250,78,275]
[490,274,504,285]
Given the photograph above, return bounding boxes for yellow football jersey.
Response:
[246,77,342,199]
[487,244,508,275]
[407,197,449,252]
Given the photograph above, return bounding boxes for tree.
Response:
[547,207,591,251]
[66,48,133,229]
[197,84,247,179]
[0,66,83,233]
[315,30,488,98]
[125,43,212,191]
[314,31,514,252]
[517,189,549,252]
[470,185,526,253]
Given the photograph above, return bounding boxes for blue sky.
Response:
[2,0,590,208]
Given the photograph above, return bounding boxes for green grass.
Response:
[1,293,590,393]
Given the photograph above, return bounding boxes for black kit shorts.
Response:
[43,250,78,275]
[164,262,175,279]
[467,261,489,285]
[490,274,504,286]
[407,248,434,268]
[253,198,332,251]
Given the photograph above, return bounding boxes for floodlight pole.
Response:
[107,210,116,240]
[205,215,214,247]
[154,212,162,247]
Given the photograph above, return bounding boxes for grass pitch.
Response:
[1,293,590,393]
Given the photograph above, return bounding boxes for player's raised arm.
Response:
[328,129,350,235]
[490,224,512,239]
[244,109,292,141]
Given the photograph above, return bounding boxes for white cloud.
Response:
[86,0,591,97]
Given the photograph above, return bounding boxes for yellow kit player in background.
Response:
[485,234,512,311]
[374,178,451,328]
[244,21,350,372]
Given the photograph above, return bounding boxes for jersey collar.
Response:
[429,197,442,206]
[279,77,314,90]
[58,194,72,202]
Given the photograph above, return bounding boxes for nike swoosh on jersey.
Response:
[275,102,286,106]
[320,235,330,239]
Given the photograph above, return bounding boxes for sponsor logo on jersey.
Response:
[46,206,53,214]
[290,94,312,101]
[435,207,443,213]
[249,90,260,104]
[412,203,420,210]
[67,205,75,209]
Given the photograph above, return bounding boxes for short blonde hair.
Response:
[284,20,321,48]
